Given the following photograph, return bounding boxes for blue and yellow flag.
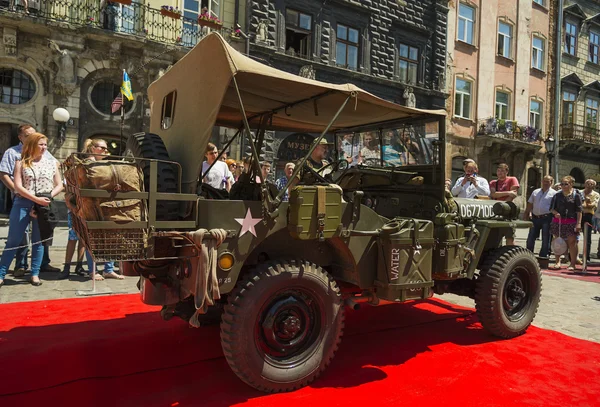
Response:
[121,71,134,101]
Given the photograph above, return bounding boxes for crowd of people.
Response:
[1,132,598,288]
[448,158,600,271]
[0,125,125,288]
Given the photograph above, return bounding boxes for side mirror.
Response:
[338,159,349,170]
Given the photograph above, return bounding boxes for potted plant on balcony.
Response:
[198,8,223,30]
[86,16,95,25]
[497,119,506,134]
[161,5,182,19]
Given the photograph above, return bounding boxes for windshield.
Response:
[335,120,440,168]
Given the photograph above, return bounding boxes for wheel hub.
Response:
[503,269,530,320]
[258,292,320,363]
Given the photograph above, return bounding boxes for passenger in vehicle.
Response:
[202,142,232,192]
[451,161,490,199]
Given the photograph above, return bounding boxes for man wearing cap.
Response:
[291,138,331,187]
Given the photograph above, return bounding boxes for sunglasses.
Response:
[230,164,237,168]
[94,146,108,151]
[560,182,570,186]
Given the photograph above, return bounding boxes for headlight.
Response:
[218,252,235,271]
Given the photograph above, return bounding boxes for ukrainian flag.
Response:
[121,71,134,101]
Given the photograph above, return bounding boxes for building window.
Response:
[454,78,472,119]
[565,21,577,56]
[497,22,512,58]
[562,91,576,124]
[495,91,510,120]
[533,0,544,6]
[590,31,600,64]
[0,69,36,105]
[285,9,312,59]
[398,43,419,84]
[585,98,599,128]
[161,91,177,130]
[91,81,133,115]
[529,100,542,130]
[182,0,220,46]
[532,36,545,70]
[336,24,359,70]
[458,3,475,45]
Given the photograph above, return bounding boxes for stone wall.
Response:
[248,0,449,109]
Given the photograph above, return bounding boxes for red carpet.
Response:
[542,264,600,283]
[1,294,599,406]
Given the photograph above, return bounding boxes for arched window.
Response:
[569,167,585,185]
[90,81,133,115]
[0,69,36,104]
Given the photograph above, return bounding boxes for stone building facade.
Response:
[0,0,241,212]
[445,0,551,206]
[244,0,449,180]
[549,0,600,188]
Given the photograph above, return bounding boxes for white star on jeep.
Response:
[235,208,261,237]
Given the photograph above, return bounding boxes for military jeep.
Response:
[67,33,541,393]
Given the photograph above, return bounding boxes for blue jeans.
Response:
[0,198,43,279]
[14,228,29,269]
[526,215,552,258]
[85,251,114,274]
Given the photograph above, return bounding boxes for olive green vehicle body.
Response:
[73,33,532,307]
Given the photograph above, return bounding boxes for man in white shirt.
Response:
[451,161,490,199]
[524,175,557,258]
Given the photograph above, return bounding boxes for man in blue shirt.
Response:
[0,124,60,276]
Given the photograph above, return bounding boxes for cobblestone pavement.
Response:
[1,226,599,344]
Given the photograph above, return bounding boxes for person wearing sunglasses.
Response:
[549,176,583,271]
[226,159,237,185]
[202,142,232,192]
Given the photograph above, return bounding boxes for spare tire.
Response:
[126,132,179,221]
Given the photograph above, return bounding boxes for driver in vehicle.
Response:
[291,138,331,187]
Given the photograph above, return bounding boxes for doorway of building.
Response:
[526,167,541,201]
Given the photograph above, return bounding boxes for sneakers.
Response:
[13,268,27,277]
[57,266,70,280]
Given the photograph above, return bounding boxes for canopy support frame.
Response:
[271,93,354,212]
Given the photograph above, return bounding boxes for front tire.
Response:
[475,246,542,338]
[220,260,345,392]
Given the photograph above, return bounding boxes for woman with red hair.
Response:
[0,133,62,287]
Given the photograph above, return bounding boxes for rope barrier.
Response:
[0,229,70,255]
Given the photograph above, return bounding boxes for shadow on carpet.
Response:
[0,294,598,407]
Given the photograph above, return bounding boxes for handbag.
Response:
[31,169,59,246]
[551,219,567,256]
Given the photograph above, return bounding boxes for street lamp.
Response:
[52,107,70,143]
[545,137,555,176]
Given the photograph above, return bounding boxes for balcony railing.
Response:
[560,123,600,145]
[0,0,235,47]
[477,117,541,144]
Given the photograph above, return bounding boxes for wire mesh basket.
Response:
[63,154,149,262]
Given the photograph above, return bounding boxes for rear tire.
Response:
[126,132,179,221]
[220,260,345,392]
[475,246,542,338]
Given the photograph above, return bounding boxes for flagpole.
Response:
[119,69,125,156]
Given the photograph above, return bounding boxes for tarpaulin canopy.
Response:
[148,33,446,186]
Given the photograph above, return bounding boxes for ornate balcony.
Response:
[0,0,235,47]
[560,123,600,145]
[477,117,541,145]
